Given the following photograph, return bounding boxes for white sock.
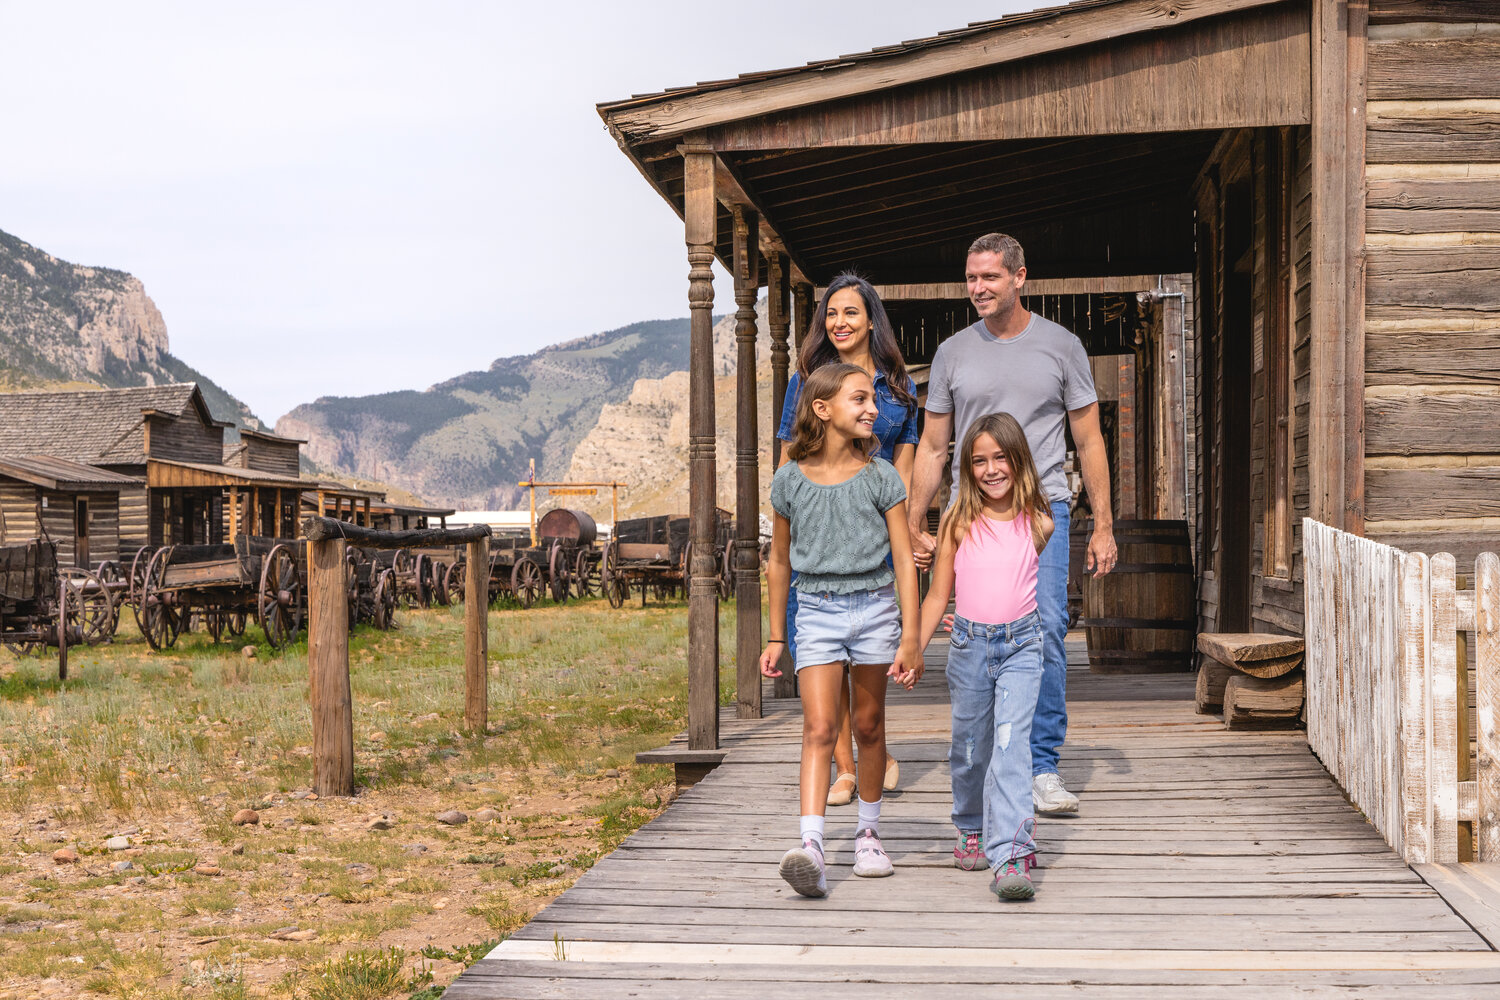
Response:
[857,797,881,836]
[800,815,825,850]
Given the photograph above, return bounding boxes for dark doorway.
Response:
[1218,179,1255,632]
[74,498,89,569]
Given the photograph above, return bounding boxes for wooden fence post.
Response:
[1400,550,1431,863]
[1431,553,1460,863]
[464,536,489,733]
[1477,552,1500,861]
[308,537,354,797]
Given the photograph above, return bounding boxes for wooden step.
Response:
[1223,671,1305,731]
[1197,632,1305,679]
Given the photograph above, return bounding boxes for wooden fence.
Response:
[1303,518,1499,863]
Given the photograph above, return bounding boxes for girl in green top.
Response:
[759,363,922,898]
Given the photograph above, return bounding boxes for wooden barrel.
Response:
[1078,518,1195,674]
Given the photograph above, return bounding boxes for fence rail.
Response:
[1304,518,1499,863]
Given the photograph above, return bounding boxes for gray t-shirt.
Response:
[770,457,906,594]
[926,314,1097,503]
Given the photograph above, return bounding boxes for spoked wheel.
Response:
[430,562,451,606]
[61,569,115,646]
[717,544,734,601]
[258,543,303,649]
[372,569,397,630]
[415,554,433,609]
[548,542,570,603]
[96,561,125,631]
[444,560,465,605]
[128,546,154,610]
[573,549,599,598]
[136,548,180,652]
[56,579,67,681]
[511,558,544,609]
[603,540,627,609]
[345,552,361,631]
[227,610,247,637]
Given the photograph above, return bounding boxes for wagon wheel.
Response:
[548,542,570,603]
[136,548,180,652]
[511,557,544,609]
[373,569,397,630]
[444,559,466,604]
[428,561,450,606]
[345,553,360,631]
[392,549,413,606]
[258,543,303,649]
[62,568,115,646]
[95,561,125,630]
[412,553,433,609]
[227,610,247,637]
[601,541,625,609]
[717,544,734,601]
[128,546,154,609]
[574,550,599,598]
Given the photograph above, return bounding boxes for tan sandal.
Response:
[827,772,857,806]
[883,755,900,792]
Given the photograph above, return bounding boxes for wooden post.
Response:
[250,488,259,539]
[464,536,489,733]
[1432,553,1460,863]
[732,204,762,721]
[308,537,354,797]
[1476,552,1500,862]
[1400,551,1431,862]
[793,282,814,351]
[768,251,791,467]
[1159,276,1187,521]
[683,145,720,751]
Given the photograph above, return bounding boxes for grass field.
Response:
[0,593,739,999]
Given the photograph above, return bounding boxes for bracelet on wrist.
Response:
[766,639,785,644]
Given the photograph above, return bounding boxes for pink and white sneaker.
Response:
[852,828,893,878]
[779,838,828,897]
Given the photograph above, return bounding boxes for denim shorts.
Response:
[793,582,901,671]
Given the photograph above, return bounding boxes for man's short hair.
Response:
[967,233,1025,275]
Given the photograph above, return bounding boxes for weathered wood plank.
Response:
[1368,36,1500,101]
[1367,468,1500,519]
[1432,554,1462,863]
[1368,1,1500,24]
[1222,672,1306,729]
[1366,246,1500,311]
[1367,392,1500,455]
[1367,103,1500,163]
[1366,327,1500,386]
[1197,632,1306,676]
[1477,553,1500,861]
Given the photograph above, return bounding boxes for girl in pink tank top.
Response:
[914,413,1054,900]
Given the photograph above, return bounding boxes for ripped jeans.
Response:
[946,610,1044,868]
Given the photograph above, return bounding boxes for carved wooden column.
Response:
[768,252,791,467]
[683,148,720,751]
[793,281,815,351]
[732,205,762,721]
[767,253,797,696]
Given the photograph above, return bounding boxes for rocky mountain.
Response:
[276,316,740,510]
[565,305,773,521]
[0,228,261,430]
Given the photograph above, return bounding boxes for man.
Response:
[909,233,1117,814]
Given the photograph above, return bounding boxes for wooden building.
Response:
[0,455,143,568]
[599,0,1500,749]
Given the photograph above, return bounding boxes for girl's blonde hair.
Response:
[939,412,1050,553]
[786,363,876,462]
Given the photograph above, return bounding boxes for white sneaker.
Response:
[1032,773,1079,814]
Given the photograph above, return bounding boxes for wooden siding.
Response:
[1363,9,1500,561]
[0,484,38,544]
[145,413,224,466]
[241,437,301,478]
[119,487,148,553]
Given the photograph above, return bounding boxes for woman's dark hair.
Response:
[796,272,916,411]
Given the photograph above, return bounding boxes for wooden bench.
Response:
[1195,632,1305,729]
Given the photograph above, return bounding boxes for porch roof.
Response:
[145,459,306,491]
[0,455,143,492]
[599,0,1309,283]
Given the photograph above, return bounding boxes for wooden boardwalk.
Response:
[448,636,1500,998]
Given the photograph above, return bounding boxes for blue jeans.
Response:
[946,610,1044,867]
[1032,500,1070,776]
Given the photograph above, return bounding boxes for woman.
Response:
[776,272,919,804]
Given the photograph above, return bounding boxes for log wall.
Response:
[119,487,148,553]
[146,413,224,466]
[1363,5,1500,563]
[0,485,37,544]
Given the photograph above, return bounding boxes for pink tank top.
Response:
[953,512,1039,626]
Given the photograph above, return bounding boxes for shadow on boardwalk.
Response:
[448,637,1500,998]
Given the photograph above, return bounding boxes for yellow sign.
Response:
[548,488,598,496]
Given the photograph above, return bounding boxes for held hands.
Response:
[759,643,785,679]
[910,525,937,572]
[1086,527,1119,577]
[888,640,924,690]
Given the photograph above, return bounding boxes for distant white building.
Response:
[445,509,614,540]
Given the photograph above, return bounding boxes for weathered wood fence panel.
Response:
[1304,518,1500,863]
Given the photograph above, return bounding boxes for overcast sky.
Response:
[0,0,1037,422]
